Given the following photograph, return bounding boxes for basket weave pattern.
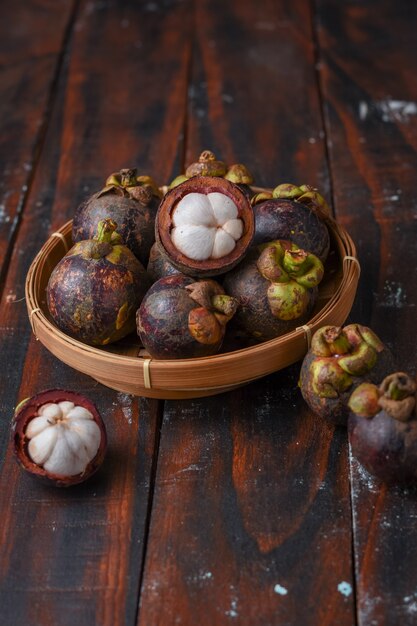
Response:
[26,201,359,399]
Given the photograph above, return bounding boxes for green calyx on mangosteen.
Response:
[47,218,151,346]
[299,324,395,426]
[223,240,324,342]
[72,168,161,266]
[251,182,331,263]
[136,274,238,359]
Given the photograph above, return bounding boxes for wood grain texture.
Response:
[316,0,417,624]
[138,1,355,624]
[0,0,77,292]
[186,0,330,191]
[139,369,354,626]
[0,0,192,623]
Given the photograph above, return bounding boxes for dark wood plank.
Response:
[0,0,192,623]
[138,1,355,624]
[0,0,77,293]
[316,1,417,624]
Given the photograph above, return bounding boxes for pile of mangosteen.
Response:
[300,324,417,486]
[46,149,332,359]
[17,150,416,490]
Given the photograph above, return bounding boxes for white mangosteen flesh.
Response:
[25,401,101,476]
[171,192,243,261]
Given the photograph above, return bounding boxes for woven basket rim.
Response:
[25,189,359,396]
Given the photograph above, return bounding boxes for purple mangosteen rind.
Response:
[147,242,181,283]
[12,389,107,487]
[349,410,417,484]
[252,198,330,263]
[136,274,237,359]
[47,221,151,346]
[348,373,417,483]
[72,169,161,267]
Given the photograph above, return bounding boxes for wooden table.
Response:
[1,1,417,624]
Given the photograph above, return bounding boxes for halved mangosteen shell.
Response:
[155,176,255,277]
[12,389,107,487]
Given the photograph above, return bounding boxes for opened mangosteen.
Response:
[300,324,395,426]
[156,176,254,277]
[72,168,161,266]
[348,373,417,484]
[147,242,181,283]
[12,389,107,487]
[252,183,331,263]
[47,219,151,346]
[223,240,324,342]
[136,274,238,359]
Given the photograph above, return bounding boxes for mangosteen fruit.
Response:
[348,373,417,484]
[156,175,254,277]
[223,240,324,342]
[299,324,395,426]
[252,183,331,263]
[136,274,238,359]
[12,389,107,487]
[147,242,181,283]
[72,168,161,266]
[47,218,151,345]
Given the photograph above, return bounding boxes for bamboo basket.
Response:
[25,196,360,399]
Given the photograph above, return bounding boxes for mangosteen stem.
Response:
[211,294,238,321]
[311,326,350,357]
[257,243,323,288]
[95,219,118,244]
[282,249,309,274]
[120,168,138,187]
[378,373,416,422]
[186,281,223,310]
[380,373,416,401]
[199,150,216,162]
[284,251,324,288]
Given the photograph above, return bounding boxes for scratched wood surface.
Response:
[316,1,417,625]
[0,0,189,624]
[0,0,416,625]
[138,2,354,625]
[0,0,76,292]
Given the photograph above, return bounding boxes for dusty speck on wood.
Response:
[359,99,417,123]
[378,281,408,308]
[403,594,417,615]
[274,583,288,596]
[116,392,134,425]
[360,593,383,626]
[338,581,352,597]
[225,597,239,618]
[349,453,379,494]
[0,203,11,224]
